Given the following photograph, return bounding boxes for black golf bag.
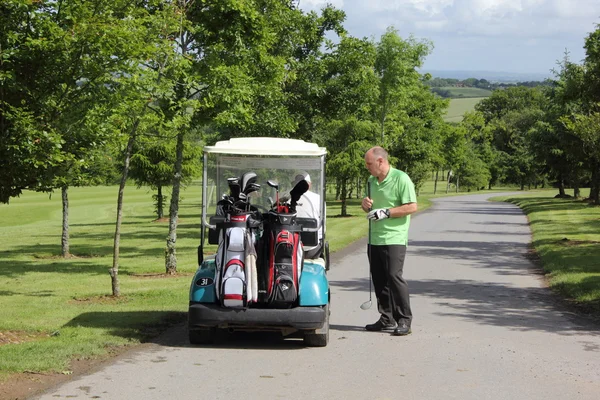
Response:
[259,178,310,308]
[262,210,303,308]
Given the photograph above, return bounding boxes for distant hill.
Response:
[424,69,551,83]
[433,86,492,99]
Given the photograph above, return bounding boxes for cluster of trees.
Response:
[0,1,449,295]
[446,39,600,204]
[427,76,550,94]
[1,1,599,295]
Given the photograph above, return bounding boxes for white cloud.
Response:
[299,0,344,10]
[299,0,600,73]
[335,0,600,38]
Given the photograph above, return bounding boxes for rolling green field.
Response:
[444,97,486,123]
[439,86,493,98]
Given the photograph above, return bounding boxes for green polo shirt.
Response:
[367,168,417,246]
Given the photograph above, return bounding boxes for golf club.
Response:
[227,177,241,201]
[244,183,261,211]
[267,180,279,211]
[360,181,373,310]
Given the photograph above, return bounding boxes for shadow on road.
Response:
[330,274,600,338]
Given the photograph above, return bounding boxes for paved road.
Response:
[35,194,600,400]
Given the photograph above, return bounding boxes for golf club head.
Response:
[244,182,261,195]
[241,171,258,194]
[227,177,241,200]
[289,179,309,206]
[268,197,274,208]
[360,300,372,310]
[266,180,279,190]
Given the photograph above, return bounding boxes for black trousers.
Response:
[368,244,412,326]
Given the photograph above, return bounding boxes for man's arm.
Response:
[389,202,417,218]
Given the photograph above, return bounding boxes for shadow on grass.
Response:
[0,242,197,278]
[64,311,308,350]
[64,311,188,342]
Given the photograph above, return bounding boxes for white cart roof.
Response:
[204,137,327,156]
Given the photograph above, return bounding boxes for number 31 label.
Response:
[196,277,214,287]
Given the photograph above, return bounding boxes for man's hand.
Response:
[362,197,373,212]
[367,208,390,221]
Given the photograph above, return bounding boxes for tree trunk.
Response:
[335,181,340,201]
[591,164,600,205]
[456,175,459,193]
[558,178,566,197]
[434,170,439,194]
[340,179,347,217]
[574,184,581,198]
[165,131,185,275]
[446,170,451,194]
[61,186,70,257]
[111,127,138,297]
[157,185,164,219]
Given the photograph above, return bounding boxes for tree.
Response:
[317,35,379,215]
[475,87,547,189]
[529,56,586,197]
[0,0,161,258]
[563,113,600,204]
[374,27,432,143]
[102,0,187,294]
[129,138,201,219]
[323,119,377,216]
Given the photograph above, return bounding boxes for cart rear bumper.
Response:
[188,302,326,330]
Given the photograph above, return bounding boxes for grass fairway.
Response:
[444,97,486,123]
[493,192,600,312]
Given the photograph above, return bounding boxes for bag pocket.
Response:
[270,269,297,308]
[221,259,246,308]
[222,276,246,307]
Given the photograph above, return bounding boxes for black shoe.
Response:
[365,320,396,332]
[392,323,411,336]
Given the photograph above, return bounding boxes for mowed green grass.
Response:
[444,97,486,123]
[493,192,600,310]
[0,185,203,377]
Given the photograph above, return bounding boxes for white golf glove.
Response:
[367,208,390,221]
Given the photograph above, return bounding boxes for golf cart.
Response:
[188,137,330,347]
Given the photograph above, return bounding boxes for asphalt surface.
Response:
[34,193,600,400]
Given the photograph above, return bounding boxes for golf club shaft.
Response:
[367,181,372,304]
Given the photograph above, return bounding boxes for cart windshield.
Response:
[203,153,325,224]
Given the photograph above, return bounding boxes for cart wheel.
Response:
[189,328,215,345]
[304,305,329,347]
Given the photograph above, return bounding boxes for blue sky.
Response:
[299,0,600,76]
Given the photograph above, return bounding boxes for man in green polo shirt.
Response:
[362,146,417,336]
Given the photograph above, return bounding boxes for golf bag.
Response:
[215,213,261,308]
[264,211,303,308]
[213,170,262,308]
